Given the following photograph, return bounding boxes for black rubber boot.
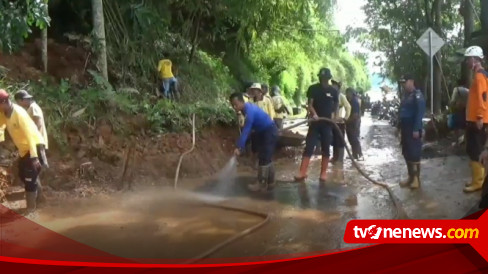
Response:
[36,179,46,204]
[259,165,270,192]
[24,191,37,217]
[267,164,276,190]
[249,166,269,192]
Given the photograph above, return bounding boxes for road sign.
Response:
[416,28,445,56]
[416,28,445,115]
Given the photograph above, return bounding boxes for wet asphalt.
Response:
[3,113,483,260]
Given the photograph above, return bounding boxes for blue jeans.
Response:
[160,77,178,98]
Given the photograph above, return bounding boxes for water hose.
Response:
[174,113,196,189]
[173,114,270,264]
[174,115,407,263]
[283,118,408,219]
[183,202,270,264]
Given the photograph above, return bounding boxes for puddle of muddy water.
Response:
[34,190,262,260]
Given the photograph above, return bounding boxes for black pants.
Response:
[304,122,332,157]
[346,118,362,158]
[466,122,488,162]
[254,125,278,166]
[19,154,41,192]
[332,123,346,148]
[401,120,422,162]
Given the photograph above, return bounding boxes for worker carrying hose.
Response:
[330,80,351,164]
[464,46,488,193]
[230,92,278,192]
[398,74,425,189]
[295,68,339,183]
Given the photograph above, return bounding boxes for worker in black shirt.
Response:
[295,68,339,183]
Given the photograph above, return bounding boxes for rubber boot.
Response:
[336,148,345,163]
[319,157,329,183]
[294,157,311,182]
[24,191,37,215]
[409,163,421,189]
[36,179,46,204]
[249,165,268,192]
[260,164,271,192]
[267,163,276,190]
[399,162,413,188]
[464,162,484,193]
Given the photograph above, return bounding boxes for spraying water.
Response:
[215,156,238,195]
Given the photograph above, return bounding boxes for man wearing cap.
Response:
[230,92,278,192]
[15,90,48,152]
[0,89,46,215]
[331,80,351,164]
[295,68,339,183]
[15,90,49,203]
[271,85,289,130]
[464,46,488,193]
[398,74,426,189]
[252,83,275,120]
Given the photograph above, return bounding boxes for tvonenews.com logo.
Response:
[353,225,479,240]
[343,215,487,261]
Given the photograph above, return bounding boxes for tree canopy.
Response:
[1,0,371,106]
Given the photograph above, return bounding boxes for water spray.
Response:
[172,114,407,264]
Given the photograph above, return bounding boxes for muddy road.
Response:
[2,114,482,261]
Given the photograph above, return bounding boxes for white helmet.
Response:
[465,46,484,59]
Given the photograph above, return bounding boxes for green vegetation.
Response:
[0,0,371,149]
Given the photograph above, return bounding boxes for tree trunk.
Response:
[92,0,108,80]
[41,2,48,73]
[188,12,201,64]
[462,0,475,85]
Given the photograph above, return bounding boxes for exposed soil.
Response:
[0,39,92,85]
[0,41,245,198]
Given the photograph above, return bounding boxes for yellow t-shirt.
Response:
[157,59,174,79]
[27,102,48,150]
[256,96,275,119]
[0,104,45,158]
[272,95,286,119]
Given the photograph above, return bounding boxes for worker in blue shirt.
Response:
[398,74,426,189]
[230,92,278,192]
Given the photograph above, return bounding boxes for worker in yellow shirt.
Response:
[330,80,351,164]
[15,90,49,204]
[270,86,289,130]
[251,83,275,119]
[0,89,46,215]
[157,53,178,99]
[262,84,272,101]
